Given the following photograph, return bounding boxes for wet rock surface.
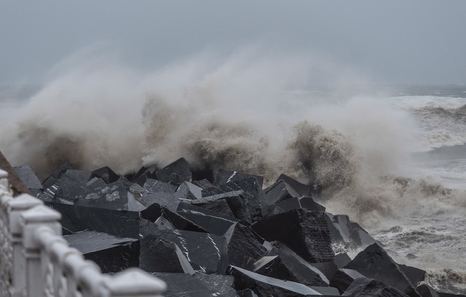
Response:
[15,158,464,297]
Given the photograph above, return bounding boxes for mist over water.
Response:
[1,47,466,291]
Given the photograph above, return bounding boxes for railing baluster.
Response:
[8,194,44,297]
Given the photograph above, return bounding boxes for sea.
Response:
[1,81,465,293]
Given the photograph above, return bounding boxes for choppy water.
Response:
[0,58,465,293]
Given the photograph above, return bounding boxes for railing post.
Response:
[102,268,167,297]
[7,195,44,297]
[20,205,61,297]
[0,171,12,297]
[0,169,8,188]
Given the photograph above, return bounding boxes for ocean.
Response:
[1,80,465,293]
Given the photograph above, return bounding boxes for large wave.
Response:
[1,48,464,223]
[3,48,466,287]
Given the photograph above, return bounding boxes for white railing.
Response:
[0,169,167,297]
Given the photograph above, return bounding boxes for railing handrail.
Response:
[0,169,167,297]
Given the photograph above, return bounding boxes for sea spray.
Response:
[2,49,466,291]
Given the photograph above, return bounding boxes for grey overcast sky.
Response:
[1,1,465,85]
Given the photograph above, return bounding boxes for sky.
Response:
[1,1,466,85]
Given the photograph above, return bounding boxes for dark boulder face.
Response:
[345,243,420,297]
[252,209,334,263]
[64,230,139,273]
[155,157,192,186]
[342,278,410,297]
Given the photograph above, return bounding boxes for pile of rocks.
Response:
[14,158,463,297]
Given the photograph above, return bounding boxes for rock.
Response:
[228,265,340,297]
[334,253,352,269]
[197,199,236,219]
[14,165,43,195]
[215,169,264,188]
[276,174,312,197]
[55,169,93,202]
[143,229,229,274]
[153,272,237,297]
[252,255,299,283]
[329,268,365,294]
[237,289,258,297]
[264,180,300,206]
[349,222,377,247]
[143,178,178,194]
[141,204,208,233]
[399,264,426,288]
[345,243,420,297]
[192,179,215,190]
[75,179,130,210]
[267,241,329,286]
[298,197,326,212]
[137,192,179,211]
[252,209,334,263]
[342,278,410,297]
[176,209,238,236]
[224,223,268,269]
[92,166,119,184]
[177,201,239,221]
[174,182,203,200]
[139,234,195,274]
[47,202,139,238]
[219,176,265,222]
[63,230,139,273]
[156,158,192,186]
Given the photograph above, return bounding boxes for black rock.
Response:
[329,268,365,294]
[253,255,298,283]
[75,179,130,210]
[47,202,139,238]
[345,243,420,297]
[141,204,208,233]
[416,284,466,297]
[14,165,42,192]
[228,265,340,297]
[267,241,329,286]
[334,253,352,269]
[342,278,410,297]
[143,178,178,194]
[176,209,238,236]
[143,229,229,274]
[156,158,192,186]
[192,179,215,190]
[130,164,158,184]
[92,166,120,184]
[298,197,326,212]
[237,289,258,297]
[264,180,300,206]
[219,176,265,222]
[177,201,239,222]
[349,222,377,247]
[215,169,264,188]
[276,174,312,197]
[252,209,334,263]
[153,272,237,297]
[139,234,194,274]
[55,169,93,202]
[198,199,236,219]
[174,182,203,200]
[63,230,139,273]
[224,223,268,269]
[137,191,179,211]
[399,264,426,288]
